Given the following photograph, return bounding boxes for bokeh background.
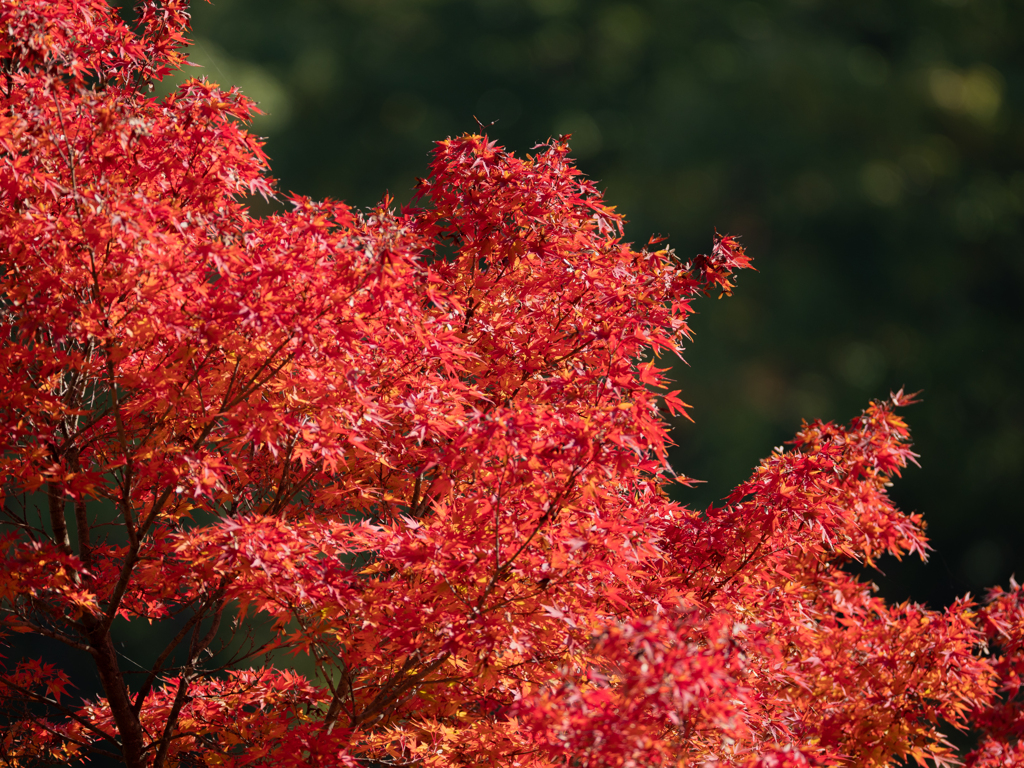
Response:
[161,0,1022,609]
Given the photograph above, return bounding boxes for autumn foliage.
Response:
[1,2,1023,766]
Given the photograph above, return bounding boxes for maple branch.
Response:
[495,492,501,577]
[265,434,300,515]
[25,717,125,761]
[189,592,227,660]
[98,491,181,638]
[408,473,422,515]
[135,485,178,548]
[0,608,93,653]
[490,459,511,577]
[0,675,122,756]
[62,336,96,417]
[83,616,147,768]
[263,459,321,519]
[74,495,92,569]
[108,358,138,547]
[547,339,594,368]
[99,549,139,635]
[133,582,227,714]
[440,574,472,610]
[82,238,140,552]
[351,651,452,729]
[151,676,190,768]
[49,90,80,202]
[55,401,118,456]
[408,469,442,518]
[144,589,227,763]
[0,499,37,540]
[323,662,355,733]
[137,350,217,453]
[479,467,582,608]
[703,526,770,603]
[219,355,243,411]
[217,635,280,670]
[100,487,193,643]
[121,338,306,542]
[220,334,300,415]
[46,480,72,555]
[461,295,476,333]
[482,568,572,617]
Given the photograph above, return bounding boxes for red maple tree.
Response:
[2,2,1023,766]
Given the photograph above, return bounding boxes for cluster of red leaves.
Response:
[966,583,1024,767]
[2,2,1023,767]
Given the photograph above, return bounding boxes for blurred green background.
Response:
[166,0,1022,608]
